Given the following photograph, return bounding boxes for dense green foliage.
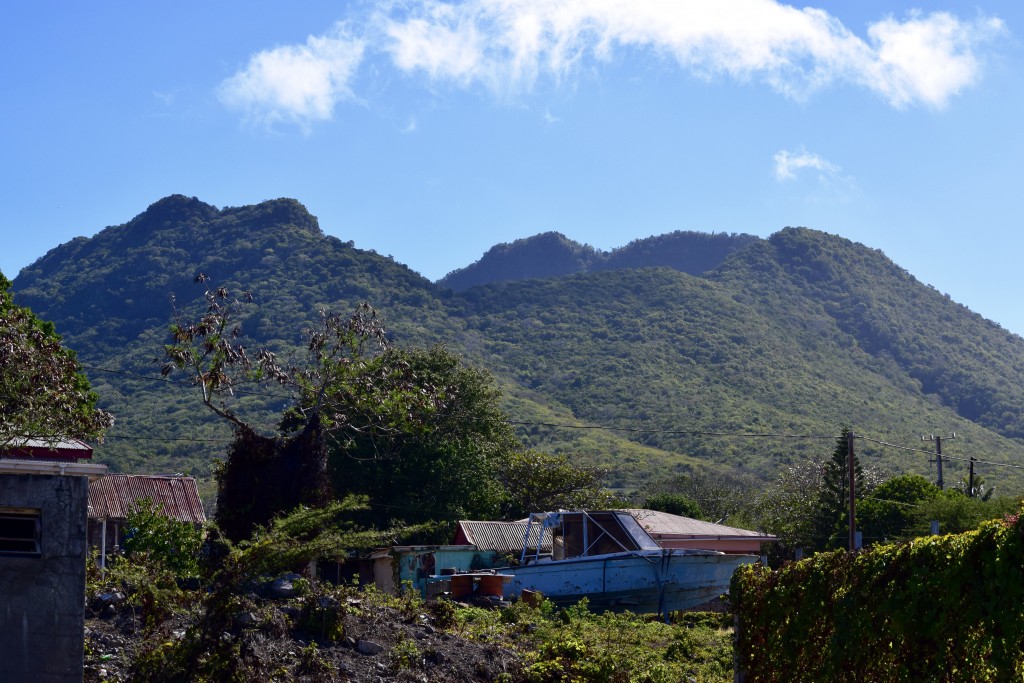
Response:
[439,231,602,291]
[732,509,1024,681]
[460,599,734,683]
[439,229,755,292]
[327,345,521,529]
[643,470,760,524]
[121,498,203,577]
[13,196,1024,500]
[716,440,1012,560]
[497,450,622,520]
[715,228,1024,441]
[450,266,1024,490]
[13,195,448,481]
[858,474,940,544]
[0,272,112,446]
[642,492,703,519]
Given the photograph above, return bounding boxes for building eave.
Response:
[0,458,108,480]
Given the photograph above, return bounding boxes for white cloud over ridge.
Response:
[219,23,364,129]
[219,2,1005,127]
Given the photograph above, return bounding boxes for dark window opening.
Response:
[0,509,41,556]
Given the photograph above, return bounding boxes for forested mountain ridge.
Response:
[438,230,757,291]
[711,228,1024,440]
[11,195,454,475]
[11,196,1024,495]
[14,195,448,356]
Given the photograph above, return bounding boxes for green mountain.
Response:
[11,195,451,478]
[11,196,1024,497]
[438,230,756,291]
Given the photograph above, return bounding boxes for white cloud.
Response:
[865,12,1004,108]
[219,23,365,129]
[773,149,838,182]
[375,0,1003,107]
[218,2,1006,127]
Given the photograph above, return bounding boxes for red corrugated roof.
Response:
[1,437,93,461]
[88,474,206,524]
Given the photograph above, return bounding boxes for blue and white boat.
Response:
[499,511,756,614]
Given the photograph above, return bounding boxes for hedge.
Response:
[731,511,1024,682]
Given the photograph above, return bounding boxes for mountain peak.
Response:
[439,232,599,291]
[222,197,323,236]
[132,195,219,229]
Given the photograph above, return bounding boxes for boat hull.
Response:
[501,549,755,614]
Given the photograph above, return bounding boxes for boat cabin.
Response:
[521,511,660,564]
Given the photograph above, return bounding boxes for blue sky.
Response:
[3,1,1023,334]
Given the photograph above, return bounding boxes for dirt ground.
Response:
[83,588,525,682]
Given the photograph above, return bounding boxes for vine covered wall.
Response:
[731,510,1024,682]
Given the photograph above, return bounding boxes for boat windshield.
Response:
[522,511,660,561]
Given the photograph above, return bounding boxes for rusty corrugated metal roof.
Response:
[88,474,206,524]
[457,520,552,553]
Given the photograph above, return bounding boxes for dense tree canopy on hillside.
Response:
[0,272,112,447]
[15,196,1024,497]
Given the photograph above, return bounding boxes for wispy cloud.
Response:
[773,148,858,201]
[218,23,365,130]
[218,2,1005,127]
[774,149,839,182]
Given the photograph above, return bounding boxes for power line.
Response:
[856,436,937,456]
[508,420,838,439]
[862,496,922,509]
[82,363,296,401]
[103,434,233,444]
[857,435,1024,471]
[82,363,187,385]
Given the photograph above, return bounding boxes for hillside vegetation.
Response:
[438,229,756,291]
[11,195,1024,497]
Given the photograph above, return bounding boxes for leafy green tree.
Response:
[164,281,523,539]
[912,489,1017,536]
[859,474,940,545]
[750,458,825,559]
[122,498,204,577]
[644,470,757,523]
[0,272,112,447]
[164,281,340,539]
[326,345,521,528]
[642,492,702,519]
[497,450,620,520]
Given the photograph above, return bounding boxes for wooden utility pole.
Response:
[969,456,977,497]
[923,433,955,490]
[848,430,856,552]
